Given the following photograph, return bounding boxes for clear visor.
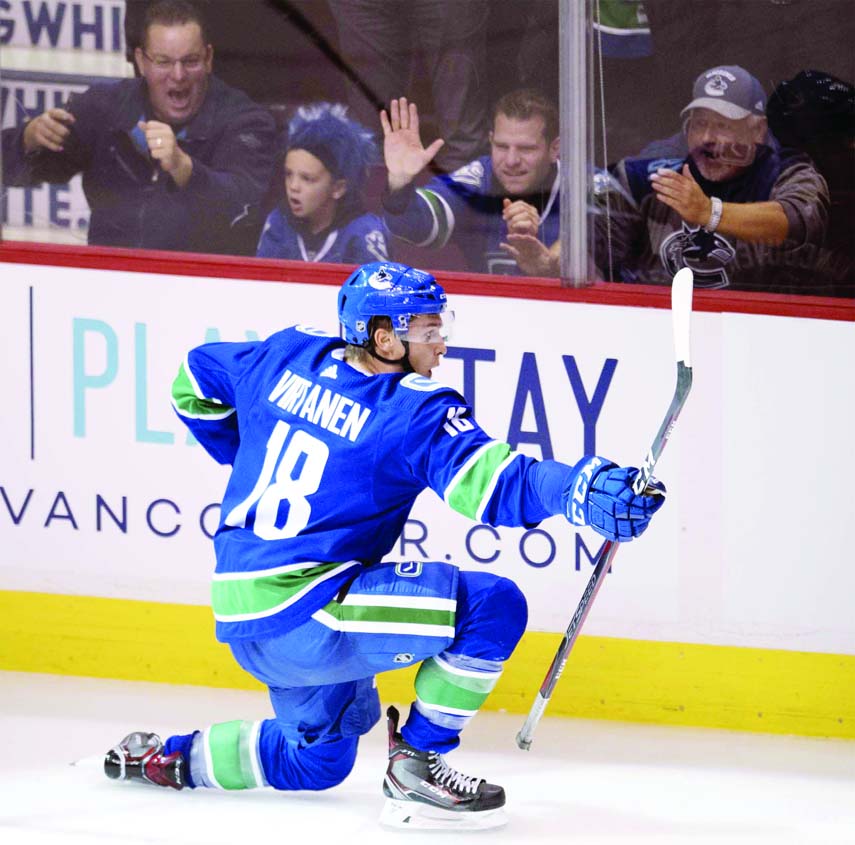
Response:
[393,311,455,344]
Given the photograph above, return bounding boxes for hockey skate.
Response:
[380,705,507,830]
[103,731,186,790]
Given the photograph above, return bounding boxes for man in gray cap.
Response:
[593,64,832,293]
[676,65,768,183]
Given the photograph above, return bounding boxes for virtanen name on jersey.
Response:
[267,369,371,442]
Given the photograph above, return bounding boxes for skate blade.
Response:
[379,798,508,831]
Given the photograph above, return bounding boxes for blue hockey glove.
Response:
[563,456,666,542]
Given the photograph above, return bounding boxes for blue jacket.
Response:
[382,156,561,275]
[1,76,276,254]
[256,206,389,264]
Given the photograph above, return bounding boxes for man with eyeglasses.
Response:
[593,65,831,294]
[1,0,275,255]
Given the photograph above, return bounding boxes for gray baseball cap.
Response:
[681,66,767,120]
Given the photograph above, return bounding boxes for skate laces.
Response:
[125,732,163,759]
[427,753,482,795]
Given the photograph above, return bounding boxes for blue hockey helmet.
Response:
[338,261,451,346]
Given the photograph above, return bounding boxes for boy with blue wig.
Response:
[256,103,389,264]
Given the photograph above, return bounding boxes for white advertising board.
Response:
[1,263,853,654]
[0,1,128,75]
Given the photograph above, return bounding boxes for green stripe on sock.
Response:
[208,721,253,790]
[238,721,263,788]
[414,657,500,713]
[446,442,512,519]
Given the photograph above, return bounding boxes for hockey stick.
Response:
[516,267,694,751]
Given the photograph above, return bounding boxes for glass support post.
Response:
[559,0,590,286]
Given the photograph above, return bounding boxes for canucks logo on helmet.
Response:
[367,267,395,290]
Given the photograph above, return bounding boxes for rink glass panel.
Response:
[0,0,852,298]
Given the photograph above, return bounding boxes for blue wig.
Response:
[286,103,378,205]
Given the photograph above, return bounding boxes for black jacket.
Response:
[2,75,276,255]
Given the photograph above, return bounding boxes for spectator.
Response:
[256,103,388,264]
[1,0,275,255]
[327,0,489,173]
[767,70,855,297]
[595,65,831,293]
[380,91,560,275]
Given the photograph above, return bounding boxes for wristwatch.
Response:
[704,196,723,233]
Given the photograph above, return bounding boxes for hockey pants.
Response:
[164,563,527,791]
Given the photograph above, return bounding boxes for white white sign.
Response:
[2,75,106,241]
[0,1,125,51]
[1,263,853,656]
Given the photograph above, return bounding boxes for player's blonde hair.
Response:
[343,315,393,364]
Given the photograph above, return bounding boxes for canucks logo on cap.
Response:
[704,68,737,97]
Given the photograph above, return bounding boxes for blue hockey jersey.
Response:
[382,156,560,275]
[172,327,574,642]
[256,206,389,263]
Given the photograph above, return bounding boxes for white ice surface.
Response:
[1,671,853,845]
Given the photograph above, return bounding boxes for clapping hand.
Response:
[500,233,559,276]
[650,164,712,228]
[499,199,559,276]
[501,198,540,236]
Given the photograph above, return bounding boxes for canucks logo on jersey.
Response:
[660,223,737,289]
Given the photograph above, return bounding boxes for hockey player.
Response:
[104,261,665,829]
[256,103,389,264]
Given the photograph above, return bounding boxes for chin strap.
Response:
[367,339,414,373]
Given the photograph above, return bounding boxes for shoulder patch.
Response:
[449,159,485,189]
[365,229,388,261]
[295,325,336,338]
[400,373,445,392]
[646,157,683,175]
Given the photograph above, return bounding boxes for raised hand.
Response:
[380,97,444,192]
[23,107,76,153]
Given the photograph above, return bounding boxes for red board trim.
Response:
[1,241,852,321]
